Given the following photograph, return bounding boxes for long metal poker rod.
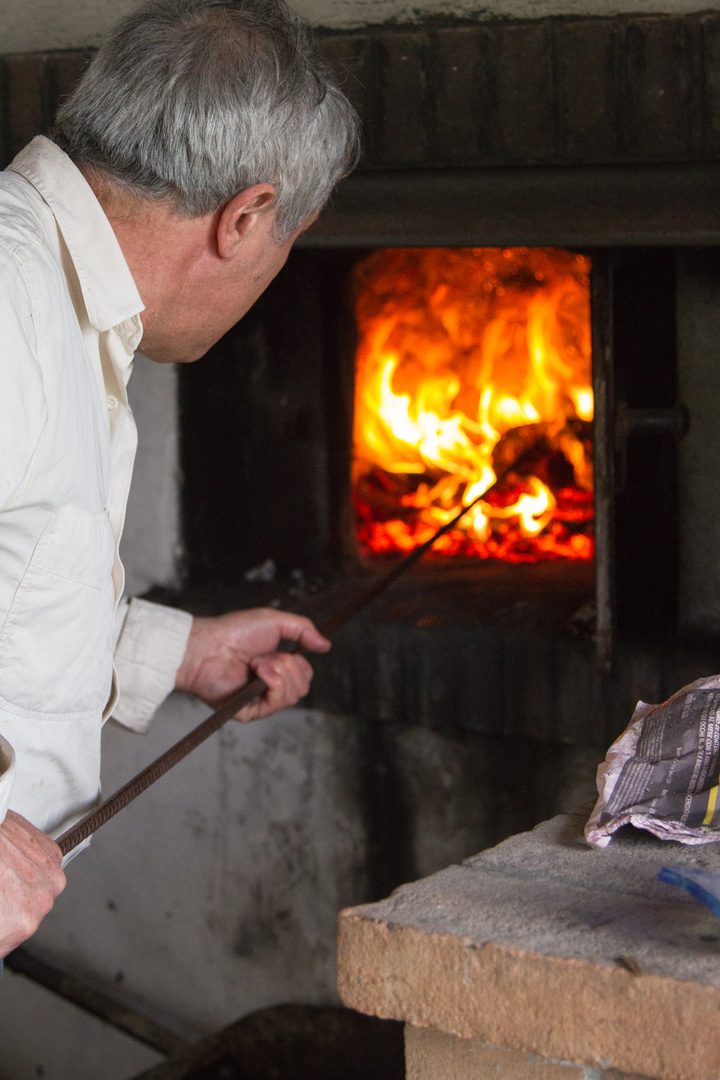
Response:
[57,489,490,856]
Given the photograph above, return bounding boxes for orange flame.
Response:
[352,247,594,562]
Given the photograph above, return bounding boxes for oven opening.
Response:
[351,247,594,564]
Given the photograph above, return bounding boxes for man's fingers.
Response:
[8,810,64,863]
[254,653,313,697]
[235,653,314,720]
[0,812,67,958]
[6,812,66,894]
[263,610,331,653]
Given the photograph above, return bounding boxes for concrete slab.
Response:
[338,804,720,1080]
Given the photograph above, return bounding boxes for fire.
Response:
[352,247,594,562]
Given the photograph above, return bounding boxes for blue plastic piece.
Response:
[658,865,720,917]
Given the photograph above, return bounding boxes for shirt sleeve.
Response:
[0,245,47,513]
[111,597,193,733]
[0,735,15,826]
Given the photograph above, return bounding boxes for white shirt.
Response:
[0,136,193,837]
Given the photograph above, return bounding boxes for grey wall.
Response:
[0,701,369,1080]
[123,355,182,598]
[2,0,720,53]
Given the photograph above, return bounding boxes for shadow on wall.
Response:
[363,724,601,896]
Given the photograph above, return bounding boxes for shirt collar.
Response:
[7,136,145,339]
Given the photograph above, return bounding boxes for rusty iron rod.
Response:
[57,490,489,857]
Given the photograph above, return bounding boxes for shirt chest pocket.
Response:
[0,512,115,718]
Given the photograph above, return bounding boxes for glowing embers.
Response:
[352,247,594,562]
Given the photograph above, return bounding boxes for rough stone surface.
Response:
[338,804,720,1080]
[405,1026,654,1080]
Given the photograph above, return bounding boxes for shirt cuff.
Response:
[0,734,15,825]
[112,598,193,734]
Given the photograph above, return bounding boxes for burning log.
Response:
[491,421,593,491]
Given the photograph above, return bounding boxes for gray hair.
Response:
[53,0,360,239]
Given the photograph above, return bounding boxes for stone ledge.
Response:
[338,805,720,1080]
[404,1026,655,1080]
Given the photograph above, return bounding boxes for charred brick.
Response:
[495,22,556,163]
[431,26,495,166]
[316,33,375,163]
[45,51,93,125]
[621,16,690,160]
[2,54,50,163]
[377,33,429,167]
[556,19,618,164]
[700,14,720,157]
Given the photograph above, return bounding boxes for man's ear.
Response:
[217,184,277,259]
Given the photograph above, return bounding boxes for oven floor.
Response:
[177,558,596,638]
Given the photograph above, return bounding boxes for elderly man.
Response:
[0,0,359,958]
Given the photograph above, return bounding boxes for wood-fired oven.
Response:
[173,12,720,890]
[178,12,720,652]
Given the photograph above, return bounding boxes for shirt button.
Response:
[106,395,119,409]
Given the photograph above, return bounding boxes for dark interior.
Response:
[612,248,679,639]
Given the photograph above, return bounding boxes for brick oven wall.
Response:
[2,13,720,169]
[318,15,720,170]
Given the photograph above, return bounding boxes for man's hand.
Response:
[0,811,66,959]
[175,609,331,722]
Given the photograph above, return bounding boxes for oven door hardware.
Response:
[614,401,690,493]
